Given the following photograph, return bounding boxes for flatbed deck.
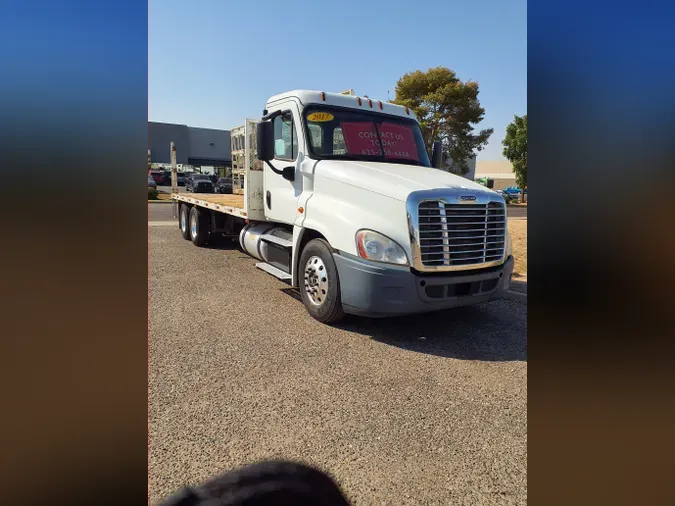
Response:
[172,193,247,218]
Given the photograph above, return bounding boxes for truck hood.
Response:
[317,160,493,201]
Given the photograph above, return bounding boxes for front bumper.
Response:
[333,252,514,318]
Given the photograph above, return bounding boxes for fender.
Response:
[290,186,410,286]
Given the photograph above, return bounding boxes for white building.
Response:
[474,160,517,189]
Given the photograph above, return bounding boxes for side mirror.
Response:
[256,121,274,161]
[431,141,442,169]
[282,166,295,182]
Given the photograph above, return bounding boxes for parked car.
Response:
[148,176,157,189]
[177,172,186,186]
[496,189,515,203]
[215,177,233,194]
[185,173,214,193]
[502,186,522,196]
[150,171,164,184]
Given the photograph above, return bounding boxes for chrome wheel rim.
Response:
[190,212,197,239]
[180,210,187,231]
[304,256,328,306]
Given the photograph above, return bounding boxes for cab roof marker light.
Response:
[405,106,410,115]
[368,99,373,108]
[378,101,383,110]
[320,92,326,101]
[356,97,362,106]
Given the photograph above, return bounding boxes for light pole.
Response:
[170,141,178,218]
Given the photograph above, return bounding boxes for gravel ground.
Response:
[149,225,527,505]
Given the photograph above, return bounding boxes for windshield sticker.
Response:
[307,112,335,122]
[378,122,419,161]
[340,122,383,156]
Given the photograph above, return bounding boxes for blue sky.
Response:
[149,0,526,160]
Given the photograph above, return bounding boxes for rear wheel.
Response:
[299,239,344,323]
[179,204,190,240]
[189,206,210,246]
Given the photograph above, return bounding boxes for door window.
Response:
[273,112,298,161]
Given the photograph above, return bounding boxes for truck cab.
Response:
[249,90,514,322]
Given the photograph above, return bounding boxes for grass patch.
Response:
[508,220,527,279]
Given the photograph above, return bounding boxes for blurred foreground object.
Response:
[158,460,350,506]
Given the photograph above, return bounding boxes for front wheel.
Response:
[298,239,345,323]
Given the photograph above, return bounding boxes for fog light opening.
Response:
[420,280,426,287]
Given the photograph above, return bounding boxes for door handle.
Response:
[266,191,271,209]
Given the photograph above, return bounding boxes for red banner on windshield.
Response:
[379,122,419,162]
[340,121,419,161]
[340,122,383,156]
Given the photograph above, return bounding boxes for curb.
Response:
[503,290,527,304]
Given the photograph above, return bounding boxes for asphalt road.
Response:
[506,205,527,219]
[149,221,527,505]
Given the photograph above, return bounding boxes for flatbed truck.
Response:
[172,90,513,323]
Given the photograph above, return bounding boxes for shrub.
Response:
[148,187,159,200]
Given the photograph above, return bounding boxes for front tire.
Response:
[179,204,191,240]
[299,239,345,323]
[189,206,210,246]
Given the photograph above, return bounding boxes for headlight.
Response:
[355,230,409,266]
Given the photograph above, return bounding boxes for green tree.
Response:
[502,114,527,201]
[392,66,493,173]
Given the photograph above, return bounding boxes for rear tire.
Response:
[189,206,210,246]
[179,204,191,240]
[299,239,344,323]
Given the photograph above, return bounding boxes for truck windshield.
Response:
[303,106,431,167]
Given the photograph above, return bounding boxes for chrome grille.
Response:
[418,200,506,267]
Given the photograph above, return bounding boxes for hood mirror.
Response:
[431,141,442,169]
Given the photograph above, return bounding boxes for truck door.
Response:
[263,104,303,225]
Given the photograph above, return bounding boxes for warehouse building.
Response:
[148,122,232,175]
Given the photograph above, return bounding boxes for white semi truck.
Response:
[172,90,513,323]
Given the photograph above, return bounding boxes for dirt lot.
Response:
[149,221,527,505]
[508,220,527,280]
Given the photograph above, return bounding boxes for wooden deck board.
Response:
[171,193,247,218]
[184,193,244,207]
